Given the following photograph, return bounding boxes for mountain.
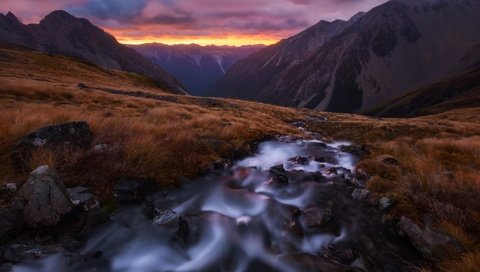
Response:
[129,43,264,96]
[0,10,187,94]
[210,15,358,100]
[212,0,480,114]
[366,65,480,117]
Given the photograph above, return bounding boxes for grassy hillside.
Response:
[1,47,480,271]
[365,67,480,117]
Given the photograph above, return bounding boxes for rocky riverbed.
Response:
[1,133,430,272]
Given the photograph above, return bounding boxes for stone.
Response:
[5,183,17,191]
[326,168,338,175]
[77,83,88,89]
[93,144,109,152]
[153,210,179,227]
[212,159,232,170]
[287,220,304,239]
[67,186,98,210]
[314,156,326,163]
[113,177,158,203]
[292,121,305,127]
[288,156,309,165]
[351,189,370,200]
[378,155,400,166]
[268,165,289,186]
[379,197,393,209]
[351,257,369,272]
[70,206,109,235]
[399,217,465,262]
[339,145,370,156]
[11,121,93,171]
[302,207,332,228]
[3,243,65,262]
[21,165,73,227]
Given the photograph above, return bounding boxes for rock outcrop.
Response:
[20,165,73,227]
[11,121,93,171]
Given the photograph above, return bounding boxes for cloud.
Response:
[1,0,389,45]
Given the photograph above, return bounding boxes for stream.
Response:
[13,137,424,272]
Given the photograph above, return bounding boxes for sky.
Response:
[2,0,389,46]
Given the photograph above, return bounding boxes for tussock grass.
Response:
[357,137,480,269]
[2,46,480,270]
[0,47,302,196]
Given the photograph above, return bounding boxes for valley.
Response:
[1,0,480,271]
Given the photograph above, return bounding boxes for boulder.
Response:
[67,186,98,211]
[113,178,158,203]
[378,155,400,166]
[291,121,305,127]
[288,156,309,165]
[339,145,370,156]
[153,210,179,227]
[11,121,93,171]
[351,189,370,200]
[268,165,289,186]
[212,159,232,170]
[77,83,88,89]
[379,197,393,210]
[399,217,465,262]
[21,165,73,227]
[351,257,369,272]
[3,243,65,263]
[302,207,332,228]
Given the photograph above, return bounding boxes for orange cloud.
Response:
[108,30,280,46]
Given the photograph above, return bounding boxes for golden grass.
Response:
[2,46,480,270]
[442,251,480,272]
[0,47,305,197]
[355,137,480,269]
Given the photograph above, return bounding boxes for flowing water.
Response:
[13,138,423,272]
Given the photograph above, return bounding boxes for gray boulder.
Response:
[399,217,465,262]
[379,197,393,209]
[351,189,370,200]
[11,121,93,171]
[21,165,73,227]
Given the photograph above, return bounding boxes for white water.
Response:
[13,139,358,272]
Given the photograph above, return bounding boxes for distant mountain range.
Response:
[129,43,264,96]
[0,10,186,94]
[211,0,480,115]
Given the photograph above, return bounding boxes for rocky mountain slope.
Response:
[210,15,359,100]
[366,65,480,117]
[212,0,480,114]
[130,43,263,96]
[0,10,187,94]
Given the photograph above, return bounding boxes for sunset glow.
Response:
[112,34,280,47]
[2,0,389,46]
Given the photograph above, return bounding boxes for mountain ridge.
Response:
[212,0,480,114]
[0,10,187,94]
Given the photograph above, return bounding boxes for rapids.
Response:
[12,138,423,272]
